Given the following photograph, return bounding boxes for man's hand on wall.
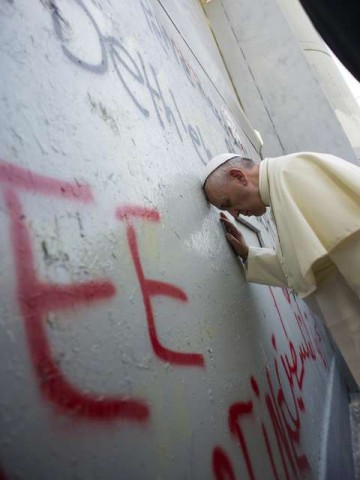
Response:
[220,212,249,261]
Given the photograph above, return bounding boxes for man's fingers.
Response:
[225,232,238,243]
[220,217,233,227]
[219,213,248,250]
[221,219,244,242]
[225,233,248,258]
[225,233,242,248]
[225,233,242,253]
[220,213,248,257]
[220,217,239,236]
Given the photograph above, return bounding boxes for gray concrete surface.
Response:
[204,0,358,162]
[0,0,355,478]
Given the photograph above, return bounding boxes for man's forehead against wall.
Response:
[202,153,266,218]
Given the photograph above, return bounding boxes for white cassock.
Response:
[243,152,360,384]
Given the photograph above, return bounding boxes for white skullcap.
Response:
[201,153,241,186]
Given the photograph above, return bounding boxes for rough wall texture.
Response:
[0,0,353,479]
[277,0,360,159]
[204,0,358,162]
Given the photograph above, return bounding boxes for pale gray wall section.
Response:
[278,0,360,160]
[152,0,263,154]
[204,0,358,162]
[0,0,354,478]
[318,358,355,480]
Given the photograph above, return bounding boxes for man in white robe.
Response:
[202,152,360,384]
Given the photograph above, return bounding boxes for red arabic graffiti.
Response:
[212,286,329,480]
[212,446,236,480]
[228,400,255,479]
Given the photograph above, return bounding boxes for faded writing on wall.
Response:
[51,0,249,165]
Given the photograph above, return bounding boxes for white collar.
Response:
[259,158,271,206]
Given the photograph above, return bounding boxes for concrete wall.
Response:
[203,0,358,163]
[277,0,360,160]
[0,0,353,479]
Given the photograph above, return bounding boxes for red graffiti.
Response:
[215,367,310,480]
[228,401,255,480]
[0,159,93,202]
[116,205,205,367]
[1,159,330,479]
[271,349,308,473]
[261,421,280,480]
[1,161,150,421]
[265,369,299,480]
[116,205,160,222]
[281,287,292,306]
[212,446,236,480]
[211,286,328,479]
[269,287,289,340]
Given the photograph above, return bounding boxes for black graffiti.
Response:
[50,0,215,163]
[52,0,108,74]
[140,0,217,116]
[109,38,150,118]
[140,0,196,87]
[169,88,187,136]
[139,0,248,156]
[50,0,249,163]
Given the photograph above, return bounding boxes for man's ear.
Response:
[229,168,247,185]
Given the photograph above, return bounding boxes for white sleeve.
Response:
[242,246,289,288]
